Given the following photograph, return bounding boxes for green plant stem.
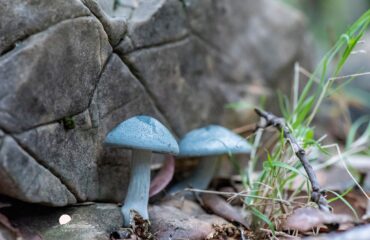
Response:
[247,122,263,187]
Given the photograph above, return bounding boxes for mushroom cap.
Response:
[178,125,252,157]
[104,115,179,155]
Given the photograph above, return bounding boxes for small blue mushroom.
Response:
[105,115,179,226]
[169,125,252,194]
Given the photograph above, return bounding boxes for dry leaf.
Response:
[305,223,370,240]
[283,207,353,232]
[206,223,241,240]
[329,190,367,218]
[201,193,250,228]
[149,204,225,239]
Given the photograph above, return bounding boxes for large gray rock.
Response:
[12,54,167,203]
[0,0,311,206]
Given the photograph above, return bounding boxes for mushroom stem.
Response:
[122,149,152,226]
[169,157,219,194]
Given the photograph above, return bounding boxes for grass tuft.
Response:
[233,9,370,234]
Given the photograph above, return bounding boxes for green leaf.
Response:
[251,207,275,235]
[327,189,359,221]
[268,161,306,179]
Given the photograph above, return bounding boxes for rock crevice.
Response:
[10,133,81,201]
[0,133,76,206]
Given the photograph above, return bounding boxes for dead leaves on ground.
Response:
[206,224,244,240]
[201,193,250,228]
[282,207,353,232]
[305,224,370,240]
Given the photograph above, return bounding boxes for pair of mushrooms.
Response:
[105,115,252,227]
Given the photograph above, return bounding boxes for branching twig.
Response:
[184,188,291,205]
[254,108,331,213]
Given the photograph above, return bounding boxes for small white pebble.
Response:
[59,214,72,225]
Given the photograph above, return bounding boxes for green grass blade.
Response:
[251,206,275,235]
[327,189,359,221]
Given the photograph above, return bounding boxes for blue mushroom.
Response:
[105,115,179,226]
[169,125,252,194]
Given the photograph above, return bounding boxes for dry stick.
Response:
[254,108,331,213]
[185,188,291,205]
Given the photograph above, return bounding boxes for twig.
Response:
[184,188,291,205]
[254,108,331,213]
[260,228,300,239]
[233,123,257,134]
[240,226,247,240]
[329,71,370,81]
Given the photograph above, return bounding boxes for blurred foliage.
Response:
[241,8,370,233]
[283,0,370,51]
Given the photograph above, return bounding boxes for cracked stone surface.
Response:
[0,135,76,206]
[81,0,126,46]
[0,0,312,206]
[0,0,90,55]
[0,16,112,133]
[127,0,188,49]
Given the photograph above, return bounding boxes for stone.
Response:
[10,54,168,204]
[149,204,227,239]
[115,35,135,55]
[113,5,134,21]
[2,201,228,240]
[0,16,112,133]
[81,0,127,46]
[0,135,76,206]
[181,0,313,121]
[13,120,99,202]
[305,224,370,240]
[97,0,115,16]
[124,37,226,135]
[0,0,90,55]
[0,0,312,206]
[126,0,188,49]
[6,204,122,240]
[183,0,308,83]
